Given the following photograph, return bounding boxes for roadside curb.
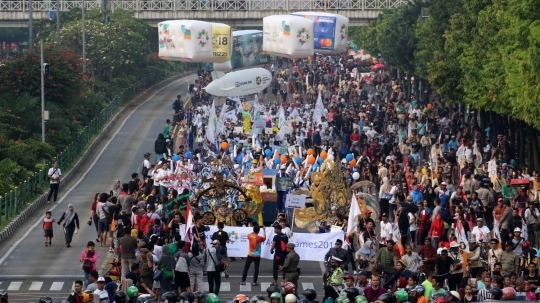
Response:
[0,72,195,245]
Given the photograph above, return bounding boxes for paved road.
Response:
[0,73,335,302]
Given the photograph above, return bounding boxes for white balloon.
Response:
[327,154,335,161]
[290,12,349,54]
[353,172,360,180]
[263,15,314,59]
[260,185,268,192]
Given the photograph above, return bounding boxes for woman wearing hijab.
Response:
[112,180,121,197]
[323,285,339,303]
[158,245,175,293]
[356,240,376,276]
[57,204,80,247]
[105,281,118,303]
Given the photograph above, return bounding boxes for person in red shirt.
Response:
[240,225,266,286]
[418,238,437,272]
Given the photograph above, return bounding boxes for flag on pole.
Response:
[313,93,325,122]
[347,194,362,237]
[278,106,286,129]
[216,102,228,136]
[207,101,217,144]
[456,220,469,252]
[184,201,193,239]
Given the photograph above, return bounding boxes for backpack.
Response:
[440,206,452,224]
[82,250,94,272]
[172,99,181,110]
[116,220,126,238]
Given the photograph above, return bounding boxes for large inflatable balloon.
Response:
[204,67,272,97]
[291,12,349,54]
[214,30,269,72]
[158,20,231,62]
[262,15,314,59]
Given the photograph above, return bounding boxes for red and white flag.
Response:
[184,201,193,240]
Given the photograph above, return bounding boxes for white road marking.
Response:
[50,282,64,291]
[7,282,22,291]
[302,282,314,290]
[260,282,272,292]
[29,282,43,291]
[0,74,196,266]
[239,283,251,292]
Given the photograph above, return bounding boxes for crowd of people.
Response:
[7,49,540,303]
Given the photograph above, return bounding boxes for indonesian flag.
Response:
[184,201,193,240]
[493,217,502,246]
[456,220,469,252]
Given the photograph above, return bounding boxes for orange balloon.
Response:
[320,151,328,160]
[221,142,228,150]
[307,155,316,164]
[274,153,280,159]
[427,104,432,110]
[349,159,357,166]
[280,155,288,163]
[307,148,314,155]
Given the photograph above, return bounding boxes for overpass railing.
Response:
[0,0,410,12]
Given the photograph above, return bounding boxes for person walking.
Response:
[119,229,138,279]
[57,204,80,247]
[47,161,61,204]
[271,224,289,286]
[188,245,205,292]
[80,241,98,287]
[240,225,266,286]
[280,242,300,293]
[205,239,224,295]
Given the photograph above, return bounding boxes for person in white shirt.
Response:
[280,219,293,238]
[408,209,418,249]
[471,218,491,243]
[142,153,152,178]
[157,162,170,198]
[379,213,393,247]
[93,277,110,303]
[47,161,62,204]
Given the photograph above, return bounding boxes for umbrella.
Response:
[372,63,385,69]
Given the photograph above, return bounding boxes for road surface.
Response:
[0,74,331,302]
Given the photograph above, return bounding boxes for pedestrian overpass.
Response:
[0,0,411,27]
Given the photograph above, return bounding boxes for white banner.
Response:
[195,226,344,261]
[260,228,344,261]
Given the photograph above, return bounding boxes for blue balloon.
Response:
[265,149,272,158]
[295,156,302,164]
[313,164,320,169]
[317,157,324,164]
[184,152,192,159]
[274,158,281,165]
[346,154,354,162]
[236,156,243,163]
[173,155,181,162]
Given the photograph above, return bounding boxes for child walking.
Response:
[43,211,56,246]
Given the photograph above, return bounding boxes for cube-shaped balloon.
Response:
[262,15,314,59]
[291,12,349,54]
[158,20,231,62]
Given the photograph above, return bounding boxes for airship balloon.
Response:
[204,67,272,97]
[158,20,231,62]
[262,15,314,59]
[213,30,270,72]
[290,12,349,54]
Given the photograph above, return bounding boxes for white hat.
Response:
[280,164,287,169]
[97,277,106,282]
[331,256,343,262]
[514,227,522,233]
[440,182,447,185]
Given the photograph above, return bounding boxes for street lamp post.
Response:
[82,0,86,73]
[40,38,46,143]
[29,0,33,50]
[56,0,61,48]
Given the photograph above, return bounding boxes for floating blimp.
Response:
[262,15,314,59]
[290,12,349,54]
[158,20,231,62]
[204,67,272,97]
[214,30,270,72]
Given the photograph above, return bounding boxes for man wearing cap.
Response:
[487,238,502,272]
[275,164,292,215]
[324,239,350,273]
[326,256,345,286]
[375,239,398,277]
[500,241,519,275]
[467,239,484,278]
[139,248,154,289]
[93,277,109,303]
[281,242,300,292]
[511,227,525,257]
[471,218,491,243]
[447,241,464,291]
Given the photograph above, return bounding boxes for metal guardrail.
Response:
[0,63,197,226]
[0,0,410,12]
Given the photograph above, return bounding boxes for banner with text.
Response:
[199,226,344,260]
